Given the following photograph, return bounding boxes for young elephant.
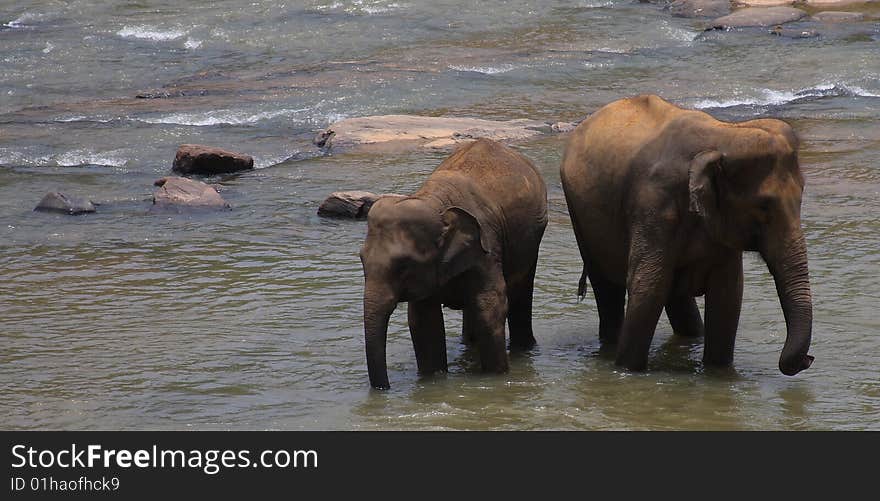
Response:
[560,95,814,376]
[360,138,548,389]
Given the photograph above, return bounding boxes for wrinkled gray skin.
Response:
[561,95,814,376]
[361,139,548,389]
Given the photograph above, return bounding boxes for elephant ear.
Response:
[438,207,489,284]
[688,150,724,220]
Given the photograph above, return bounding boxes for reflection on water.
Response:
[1,0,879,430]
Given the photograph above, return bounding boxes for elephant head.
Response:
[688,127,814,376]
[360,196,488,389]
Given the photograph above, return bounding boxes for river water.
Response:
[1,0,878,430]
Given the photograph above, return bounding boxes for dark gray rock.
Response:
[34,192,96,215]
[152,176,229,209]
[317,191,404,219]
[172,144,254,176]
[670,0,731,18]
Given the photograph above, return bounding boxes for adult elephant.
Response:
[361,138,548,389]
[560,95,814,376]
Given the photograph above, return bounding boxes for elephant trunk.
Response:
[765,228,814,376]
[363,280,397,389]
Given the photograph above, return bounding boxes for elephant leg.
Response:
[588,269,626,344]
[617,249,674,371]
[507,260,538,351]
[462,307,478,346]
[470,277,509,373]
[703,255,743,367]
[665,294,704,338]
[407,300,448,375]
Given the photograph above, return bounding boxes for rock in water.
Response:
[670,0,731,19]
[813,11,865,23]
[318,191,403,219]
[152,177,229,209]
[710,7,807,28]
[172,144,254,176]
[34,192,96,215]
[314,115,548,152]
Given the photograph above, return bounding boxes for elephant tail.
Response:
[577,266,588,302]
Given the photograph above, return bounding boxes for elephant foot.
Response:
[615,348,649,372]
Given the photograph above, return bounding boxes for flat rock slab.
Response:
[802,0,877,4]
[152,176,229,209]
[711,6,808,28]
[318,191,404,219]
[813,11,866,22]
[34,191,96,215]
[314,115,549,152]
[670,0,732,18]
[172,144,254,176]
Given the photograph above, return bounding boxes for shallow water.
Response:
[1,1,878,430]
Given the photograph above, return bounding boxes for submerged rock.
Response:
[317,191,403,219]
[710,6,808,28]
[152,177,229,209]
[314,115,549,152]
[136,89,208,99]
[770,25,821,37]
[813,11,866,22]
[34,191,96,215]
[670,0,732,18]
[172,144,254,176]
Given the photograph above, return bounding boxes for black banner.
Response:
[3,432,877,499]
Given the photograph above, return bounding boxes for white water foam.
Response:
[117,26,187,42]
[578,1,617,8]
[314,1,402,15]
[449,64,517,75]
[138,107,310,127]
[313,2,344,10]
[3,12,44,29]
[184,38,203,50]
[54,115,114,123]
[843,85,880,98]
[324,112,348,125]
[351,1,401,15]
[0,148,127,168]
[693,83,880,109]
[54,150,128,168]
[660,24,699,44]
